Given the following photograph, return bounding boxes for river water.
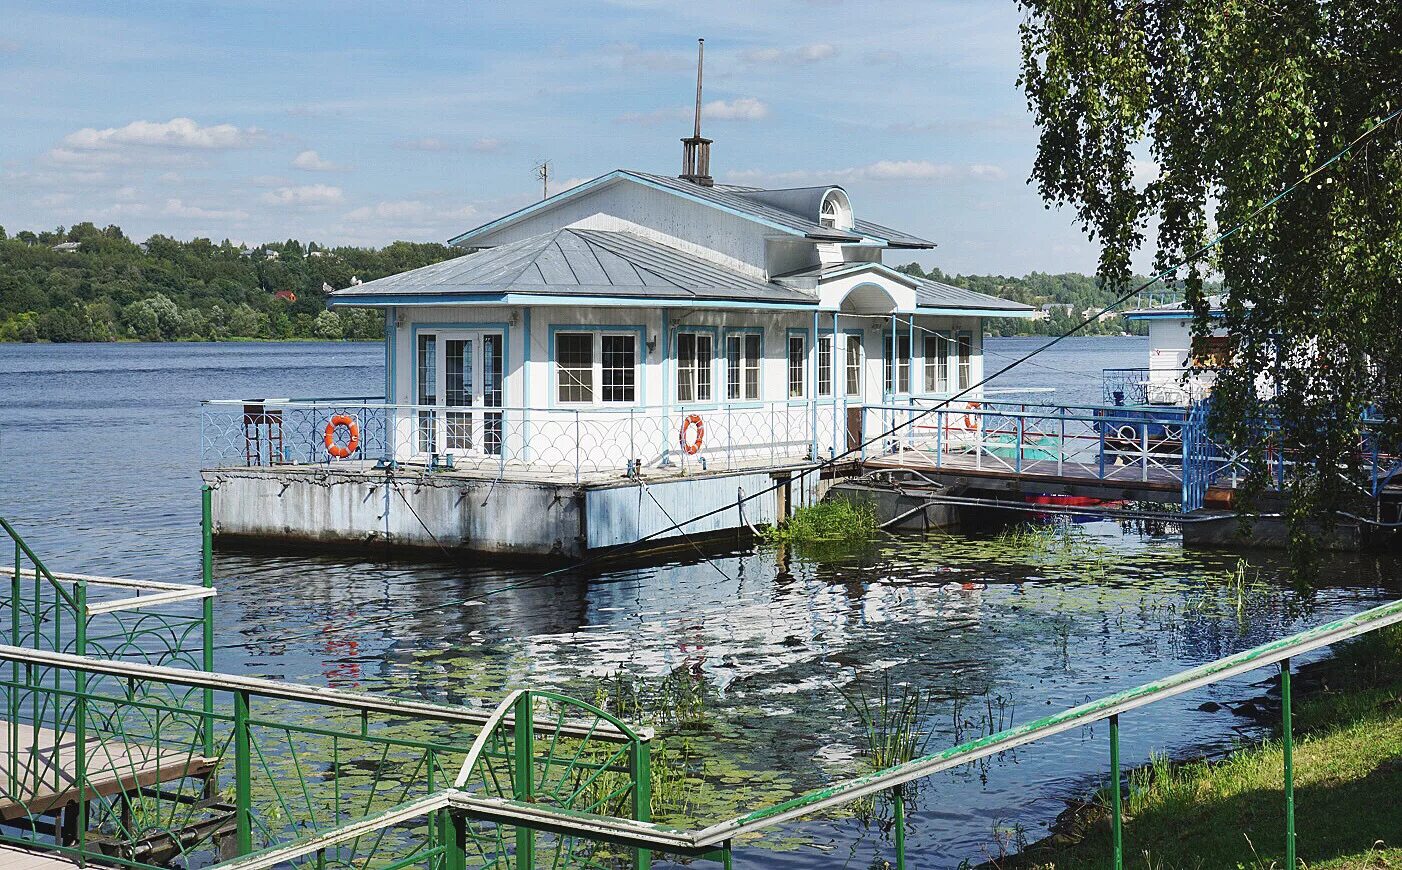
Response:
[0,338,1397,868]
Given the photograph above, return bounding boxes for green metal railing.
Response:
[439,597,1402,869]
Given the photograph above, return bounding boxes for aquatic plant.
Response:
[761,497,879,548]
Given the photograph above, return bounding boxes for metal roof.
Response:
[911,275,1035,314]
[774,262,1033,316]
[329,228,815,305]
[1124,294,1228,319]
[448,169,936,249]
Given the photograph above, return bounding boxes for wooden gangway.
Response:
[0,843,85,870]
[0,722,216,822]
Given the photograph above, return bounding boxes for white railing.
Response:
[861,399,1195,485]
[201,398,843,481]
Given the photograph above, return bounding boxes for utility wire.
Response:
[209,104,1402,652]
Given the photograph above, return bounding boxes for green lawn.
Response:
[1009,627,1402,869]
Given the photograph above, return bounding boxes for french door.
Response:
[415,330,504,457]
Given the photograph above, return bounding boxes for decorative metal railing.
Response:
[201,398,843,481]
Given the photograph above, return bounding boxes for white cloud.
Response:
[742,43,838,65]
[34,193,73,208]
[260,184,344,207]
[163,199,250,221]
[396,136,452,152]
[61,117,259,151]
[724,161,1008,185]
[292,149,342,171]
[969,163,1008,181]
[470,137,504,153]
[342,200,476,223]
[704,98,769,122]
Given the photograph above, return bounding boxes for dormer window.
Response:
[819,189,853,231]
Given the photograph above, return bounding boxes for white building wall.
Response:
[387,304,987,471]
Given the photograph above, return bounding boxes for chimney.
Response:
[679,38,714,187]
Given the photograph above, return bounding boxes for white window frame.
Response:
[724,330,762,402]
[883,332,912,395]
[924,331,950,395]
[787,333,807,400]
[817,334,833,398]
[956,331,974,391]
[553,330,640,406]
[676,330,715,404]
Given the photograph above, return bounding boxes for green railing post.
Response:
[201,486,216,762]
[234,689,253,855]
[445,809,467,870]
[630,737,652,869]
[73,581,87,852]
[722,840,734,870]
[893,785,906,870]
[1282,659,1295,868]
[1110,713,1123,870]
[513,691,535,867]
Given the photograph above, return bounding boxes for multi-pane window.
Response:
[924,333,949,394]
[482,335,503,454]
[416,333,437,453]
[556,332,637,404]
[787,335,806,399]
[817,335,833,397]
[845,334,863,396]
[725,332,761,401]
[883,334,911,394]
[601,335,637,403]
[445,338,472,451]
[957,333,973,390]
[555,333,594,403]
[677,332,713,402]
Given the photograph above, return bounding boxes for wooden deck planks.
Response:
[0,721,216,821]
[0,843,81,870]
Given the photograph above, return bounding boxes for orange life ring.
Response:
[946,401,981,431]
[678,414,705,455]
[324,414,360,459]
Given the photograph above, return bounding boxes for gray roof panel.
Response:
[912,275,1034,313]
[330,228,816,305]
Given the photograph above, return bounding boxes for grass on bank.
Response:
[760,497,880,547]
[1007,626,1402,869]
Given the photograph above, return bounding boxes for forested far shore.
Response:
[0,223,458,343]
[2,223,1166,342]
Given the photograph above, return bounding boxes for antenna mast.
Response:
[534,160,551,200]
[679,38,714,187]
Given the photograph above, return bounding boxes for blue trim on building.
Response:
[332,292,820,311]
[383,306,395,403]
[407,320,512,407]
[544,322,648,409]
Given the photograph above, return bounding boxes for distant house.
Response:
[51,242,81,254]
[1081,306,1118,323]
[273,290,297,303]
[309,250,333,259]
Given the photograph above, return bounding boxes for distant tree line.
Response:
[0,222,459,343]
[0,221,1180,344]
[894,263,1187,337]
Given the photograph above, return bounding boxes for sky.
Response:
[0,0,1132,276]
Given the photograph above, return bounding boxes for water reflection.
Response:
[209,523,1397,868]
[5,341,1398,868]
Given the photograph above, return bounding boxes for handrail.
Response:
[440,598,1402,851]
[0,645,644,742]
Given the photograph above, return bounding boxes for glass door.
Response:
[416,330,504,458]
